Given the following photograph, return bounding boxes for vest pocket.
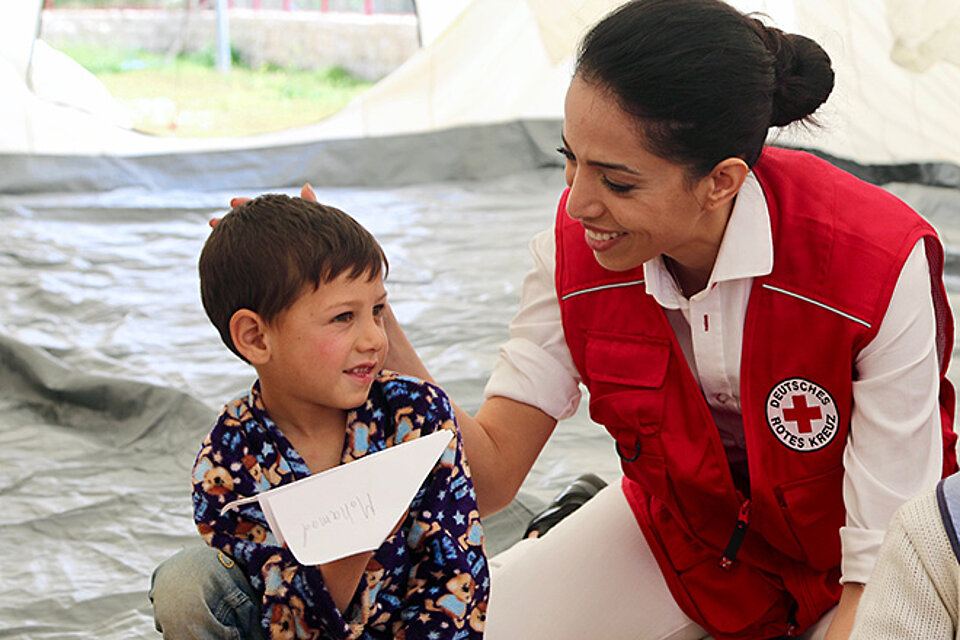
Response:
[773,464,845,571]
[584,331,670,388]
[585,332,670,436]
[647,499,789,636]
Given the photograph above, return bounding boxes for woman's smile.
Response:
[582,224,628,252]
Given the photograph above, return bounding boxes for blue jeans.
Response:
[150,546,266,640]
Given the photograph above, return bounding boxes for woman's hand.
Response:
[210,183,318,227]
[382,303,434,383]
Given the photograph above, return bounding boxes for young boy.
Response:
[192,194,489,640]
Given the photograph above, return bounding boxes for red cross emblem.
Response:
[782,395,822,434]
[765,378,840,452]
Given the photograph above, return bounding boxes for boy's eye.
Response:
[332,312,353,322]
[372,304,385,317]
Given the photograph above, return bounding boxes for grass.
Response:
[62,45,374,137]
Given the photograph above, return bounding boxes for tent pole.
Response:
[215,0,231,74]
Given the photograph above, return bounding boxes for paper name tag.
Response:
[221,429,453,565]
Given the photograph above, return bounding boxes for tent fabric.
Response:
[0,334,211,638]
[885,0,960,72]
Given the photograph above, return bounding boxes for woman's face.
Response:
[561,75,728,274]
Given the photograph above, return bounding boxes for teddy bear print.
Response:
[457,512,484,550]
[262,554,298,597]
[425,573,475,627]
[194,458,234,497]
[468,601,487,632]
[286,594,319,640]
[393,406,423,444]
[269,603,297,640]
[235,520,268,543]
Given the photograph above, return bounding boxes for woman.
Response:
[385,0,957,638]
[152,1,956,638]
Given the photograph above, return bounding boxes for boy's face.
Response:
[261,271,388,418]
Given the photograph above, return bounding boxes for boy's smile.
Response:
[256,271,389,438]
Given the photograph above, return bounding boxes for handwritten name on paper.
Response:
[302,492,377,546]
[220,430,454,564]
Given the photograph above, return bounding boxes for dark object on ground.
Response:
[523,473,607,539]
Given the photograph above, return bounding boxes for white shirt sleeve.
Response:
[841,239,944,584]
[483,228,582,420]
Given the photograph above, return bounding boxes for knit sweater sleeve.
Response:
[849,488,960,639]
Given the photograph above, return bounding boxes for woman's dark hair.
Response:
[199,194,388,361]
[576,0,834,176]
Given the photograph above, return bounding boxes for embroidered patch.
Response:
[765,378,840,452]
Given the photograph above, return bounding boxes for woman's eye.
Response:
[333,312,353,322]
[602,176,635,194]
[556,146,575,163]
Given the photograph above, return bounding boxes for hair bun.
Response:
[753,21,835,127]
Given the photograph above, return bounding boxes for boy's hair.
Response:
[199,194,388,360]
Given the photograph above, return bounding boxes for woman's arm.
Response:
[383,303,558,515]
[824,583,864,640]
[842,240,943,580]
[832,240,944,637]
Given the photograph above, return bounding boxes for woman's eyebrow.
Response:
[561,134,641,175]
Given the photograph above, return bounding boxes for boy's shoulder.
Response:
[197,386,283,466]
[372,370,455,424]
[194,385,302,495]
[340,371,457,461]
[201,389,258,443]
[375,369,439,392]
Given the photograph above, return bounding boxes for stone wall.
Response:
[39,9,420,80]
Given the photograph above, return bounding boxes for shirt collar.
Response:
[643,171,772,308]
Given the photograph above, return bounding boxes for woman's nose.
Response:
[564,167,602,222]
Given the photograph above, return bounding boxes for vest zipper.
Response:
[784,600,800,636]
[719,498,751,570]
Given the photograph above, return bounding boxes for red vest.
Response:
[555,147,957,639]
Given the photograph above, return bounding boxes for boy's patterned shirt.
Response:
[192,371,489,640]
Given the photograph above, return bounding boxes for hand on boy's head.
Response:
[210,184,318,228]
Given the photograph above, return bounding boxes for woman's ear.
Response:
[702,157,749,212]
[230,309,270,365]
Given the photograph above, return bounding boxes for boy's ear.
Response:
[230,309,270,365]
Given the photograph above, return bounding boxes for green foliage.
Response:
[181,45,245,68]
[59,45,163,73]
[59,44,373,137]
